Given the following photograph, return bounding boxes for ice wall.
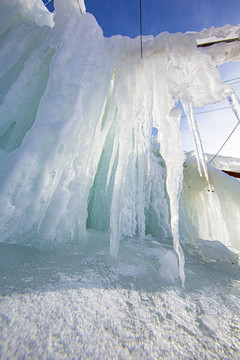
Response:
[0,0,240,285]
[183,153,240,252]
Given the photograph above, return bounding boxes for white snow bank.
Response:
[205,152,240,172]
[184,153,240,251]
[196,238,239,264]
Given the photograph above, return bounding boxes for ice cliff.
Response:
[0,0,240,285]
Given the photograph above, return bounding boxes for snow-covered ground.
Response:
[1,231,240,359]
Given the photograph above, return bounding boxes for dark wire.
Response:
[43,0,53,6]
[223,76,240,83]
[76,0,83,15]
[140,0,143,58]
[226,80,240,86]
[181,105,230,118]
[208,122,240,164]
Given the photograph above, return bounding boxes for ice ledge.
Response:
[195,23,240,45]
[17,0,54,28]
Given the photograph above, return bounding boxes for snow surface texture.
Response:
[0,0,240,288]
[1,235,240,359]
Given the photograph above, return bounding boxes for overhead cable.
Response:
[43,0,53,6]
[140,0,143,58]
[44,0,83,15]
[208,122,240,163]
[181,105,231,118]
[223,76,240,83]
[226,80,240,86]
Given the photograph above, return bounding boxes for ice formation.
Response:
[0,0,240,286]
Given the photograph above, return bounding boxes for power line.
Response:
[180,78,240,118]
[223,76,240,83]
[208,122,240,164]
[43,0,53,6]
[139,0,143,58]
[226,80,240,86]
[44,0,83,15]
[181,105,231,118]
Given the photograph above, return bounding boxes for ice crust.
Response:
[0,0,240,285]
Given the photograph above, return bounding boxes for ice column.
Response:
[158,107,186,286]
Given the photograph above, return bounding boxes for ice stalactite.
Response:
[157,105,186,286]
[228,92,240,124]
[182,99,210,185]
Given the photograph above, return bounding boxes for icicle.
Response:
[228,93,240,124]
[182,99,210,187]
[163,35,170,62]
[163,108,186,287]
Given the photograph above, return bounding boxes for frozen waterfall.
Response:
[0,0,240,287]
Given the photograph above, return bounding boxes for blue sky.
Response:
[86,0,240,38]
[43,0,240,37]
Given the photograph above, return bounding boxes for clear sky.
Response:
[86,0,240,38]
[43,0,240,37]
[43,0,240,158]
